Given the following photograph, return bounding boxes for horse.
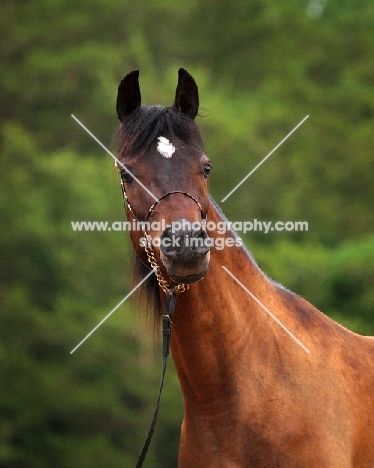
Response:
[115,68,374,467]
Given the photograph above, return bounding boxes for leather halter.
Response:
[120,169,207,295]
[120,169,205,224]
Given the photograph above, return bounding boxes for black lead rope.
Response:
[136,290,178,468]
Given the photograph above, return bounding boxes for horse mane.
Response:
[131,253,162,333]
[118,105,204,159]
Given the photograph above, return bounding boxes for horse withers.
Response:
[115,68,374,467]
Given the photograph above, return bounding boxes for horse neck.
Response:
[170,200,282,410]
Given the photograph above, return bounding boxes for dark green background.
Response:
[1,0,373,466]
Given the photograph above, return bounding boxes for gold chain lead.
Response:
[142,228,189,295]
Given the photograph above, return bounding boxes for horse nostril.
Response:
[160,226,183,256]
[187,227,210,255]
[160,224,210,257]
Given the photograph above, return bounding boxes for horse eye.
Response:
[120,169,133,185]
[203,164,211,179]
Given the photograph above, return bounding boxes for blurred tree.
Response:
[0,122,168,467]
[252,236,374,335]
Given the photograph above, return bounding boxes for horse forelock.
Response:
[118,105,204,159]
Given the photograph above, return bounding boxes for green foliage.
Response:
[1,0,373,466]
[252,236,374,335]
[0,122,156,466]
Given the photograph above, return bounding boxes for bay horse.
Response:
[116,69,374,467]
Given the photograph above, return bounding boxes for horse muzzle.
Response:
[159,223,210,284]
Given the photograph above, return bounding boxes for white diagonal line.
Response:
[71,114,158,202]
[70,270,154,354]
[221,115,309,202]
[222,266,310,353]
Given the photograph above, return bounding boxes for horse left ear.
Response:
[173,68,199,119]
[116,70,141,122]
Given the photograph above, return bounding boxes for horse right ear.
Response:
[116,70,141,122]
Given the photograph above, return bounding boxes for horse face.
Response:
[117,69,211,284]
[124,141,211,284]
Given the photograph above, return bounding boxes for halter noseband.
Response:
[119,170,207,294]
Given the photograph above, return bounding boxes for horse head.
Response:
[116,69,211,285]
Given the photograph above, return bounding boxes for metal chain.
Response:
[142,227,189,295]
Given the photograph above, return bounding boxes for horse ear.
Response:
[173,68,199,119]
[116,70,141,121]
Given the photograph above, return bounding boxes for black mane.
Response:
[132,254,162,331]
[118,105,204,159]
